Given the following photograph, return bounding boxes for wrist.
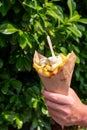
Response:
[79,104,87,127]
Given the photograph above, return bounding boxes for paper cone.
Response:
[33,51,76,95]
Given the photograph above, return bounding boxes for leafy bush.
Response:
[0,0,87,129]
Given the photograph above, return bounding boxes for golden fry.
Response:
[33,53,69,77]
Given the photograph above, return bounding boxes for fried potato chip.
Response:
[33,51,70,78]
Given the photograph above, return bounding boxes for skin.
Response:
[41,88,87,127]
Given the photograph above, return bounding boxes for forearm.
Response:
[79,104,87,127]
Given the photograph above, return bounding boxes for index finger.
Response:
[41,89,69,105]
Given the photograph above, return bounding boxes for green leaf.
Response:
[16,117,23,129]
[19,31,32,49]
[10,79,22,93]
[16,56,24,71]
[33,33,39,44]
[72,45,80,53]
[46,4,63,23]
[25,33,33,48]
[23,58,31,71]
[67,26,82,37]
[76,24,85,32]
[78,18,87,24]
[0,1,10,16]
[32,86,40,96]
[23,1,42,11]
[10,95,17,103]
[10,0,15,4]
[0,23,18,34]
[69,14,80,22]
[26,88,37,98]
[42,107,48,115]
[67,0,76,17]
[75,68,80,80]
[32,99,38,108]
[76,56,80,64]
[3,111,16,123]
[34,21,45,35]
[60,47,67,54]
[39,41,45,50]
[31,118,38,129]
[19,31,27,49]
[47,9,63,22]
[1,83,9,94]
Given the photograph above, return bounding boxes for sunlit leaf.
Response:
[76,56,80,64]
[42,107,48,115]
[23,2,42,11]
[47,9,61,21]
[19,31,32,49]
[69,14,80,22]
[16,117,23,129]
[72,45,80,53]
[0,23,18,34]
[60,47,67,54]
[78,18,87,24]
[67,0,76,17]
[0,1,10,16]
[67,26,82,37]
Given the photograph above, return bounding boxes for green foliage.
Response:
[0,0,87,129]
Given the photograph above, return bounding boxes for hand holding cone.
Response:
[33,35,76,129]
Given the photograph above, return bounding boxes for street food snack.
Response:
[33,36,76,95]
[33,51,71,78]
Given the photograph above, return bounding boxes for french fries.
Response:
[33,51,70,78]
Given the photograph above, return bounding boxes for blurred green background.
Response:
[0,0,87,129]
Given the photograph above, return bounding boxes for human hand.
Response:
[41,88,87,127]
